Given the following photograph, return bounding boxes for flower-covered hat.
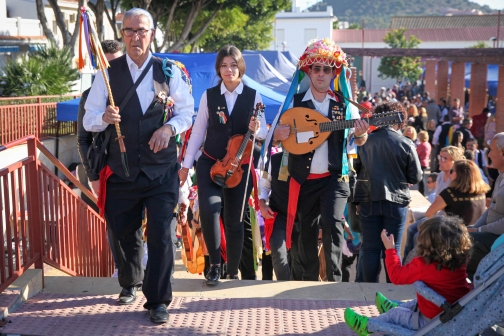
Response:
[298,38,348,76]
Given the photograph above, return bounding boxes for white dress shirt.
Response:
[296,89,360,174]
[182,81,267,168]
[83,52,194,135]
[432,122,451,146]
[259,156,274,201]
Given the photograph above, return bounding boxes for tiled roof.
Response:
[332,27,504,43]
[390,15,502,29]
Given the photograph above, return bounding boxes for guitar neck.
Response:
[319,119,358,133]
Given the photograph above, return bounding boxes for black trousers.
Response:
[467,231,500,281]
[196,155,253,277]
[290,225,303,281]
[296,175,349,282]
[105,165,178,309]
[342,253,358,282]
[268,212,304,281]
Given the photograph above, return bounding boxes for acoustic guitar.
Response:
[279,107,404,155]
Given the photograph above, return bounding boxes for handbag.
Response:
[87,58,155,176]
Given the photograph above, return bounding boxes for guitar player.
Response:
[272,39,369,281]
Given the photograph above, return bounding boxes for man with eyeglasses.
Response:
[83,8,194,324]
[272,39,368,282]
[467,132,504,280]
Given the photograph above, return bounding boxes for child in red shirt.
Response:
[344,216,472,335]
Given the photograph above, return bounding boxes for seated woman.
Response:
[403,160,489,260]
[435,146,465,198]
[425,160,489,226]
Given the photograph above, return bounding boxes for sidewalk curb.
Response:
[0,269,43,320]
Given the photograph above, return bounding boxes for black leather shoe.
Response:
[149,304,169,324]
[226,274,239,280]
[118,286,137,305]
[205,264,220,286]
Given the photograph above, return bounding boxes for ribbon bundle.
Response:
[78,7,109,71]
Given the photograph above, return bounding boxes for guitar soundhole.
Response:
[314,122,318,125]
[316,132,319,135]
[309,141,313,144]
[305,115,309,118]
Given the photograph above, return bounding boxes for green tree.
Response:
[468,41,489,48]
[197,0,289,51]
[378,28,423,82]
[0,44,79,96]
[348,23,361,29]
[122,0,290,52]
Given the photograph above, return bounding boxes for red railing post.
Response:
[36,97,42,139]
[26,138,45,285]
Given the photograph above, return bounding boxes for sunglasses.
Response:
[437,155,449,163]
[311,66,334,75]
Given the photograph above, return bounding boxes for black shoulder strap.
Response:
[118,57,155,113]
[100,57,155,139]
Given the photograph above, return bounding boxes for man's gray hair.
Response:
[123,8,154,30]
[493,132,504,151]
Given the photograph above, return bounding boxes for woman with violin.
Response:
[179,45,267,285]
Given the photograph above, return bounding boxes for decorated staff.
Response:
[78,7,129,176]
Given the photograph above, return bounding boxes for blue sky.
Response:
[469,0,503,9]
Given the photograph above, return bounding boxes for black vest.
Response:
[288,92,346,184]
[203,84,256,160]
[268,152,290,215]
[106,55,177,181]
[438,123,453,147]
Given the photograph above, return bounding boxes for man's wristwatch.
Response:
[167,124,176,136]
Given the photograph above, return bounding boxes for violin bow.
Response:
[332,90,371,115]
[239,103,263,222]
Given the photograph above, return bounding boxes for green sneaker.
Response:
[344,308,371,336]
[375,292,399,314]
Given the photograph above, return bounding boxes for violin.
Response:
[210,103,265,188]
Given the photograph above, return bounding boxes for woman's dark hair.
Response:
[417,216,472,271]
[451,131,463,146]
[215,45,246,84]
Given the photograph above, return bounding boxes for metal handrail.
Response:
[0,135,97,204]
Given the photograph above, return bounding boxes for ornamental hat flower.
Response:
[298,38,348,76]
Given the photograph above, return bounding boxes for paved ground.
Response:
[0,252,414,335]
[1,293,383,336]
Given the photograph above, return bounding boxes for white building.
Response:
[0,0,117,69]
[270,6,337,57]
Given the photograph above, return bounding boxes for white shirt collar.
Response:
[220,81,244,95]
[126,51,153,71]
[301,88,336,103]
